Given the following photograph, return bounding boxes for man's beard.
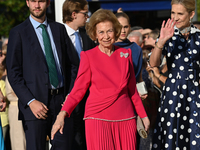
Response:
[30,8,46,19]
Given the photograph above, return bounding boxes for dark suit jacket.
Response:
[63,26,96,150]
[66,27,96,91]
[6,18,71,121]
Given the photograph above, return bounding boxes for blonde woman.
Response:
[150,0,200,149]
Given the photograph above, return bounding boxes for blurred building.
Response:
[53,0,198,30]
[87,0,171,29]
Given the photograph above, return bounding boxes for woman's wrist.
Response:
[155,42,163,49]
[158,74,162,80]
[58,111,68,118]
[141,116,148,120]
[156,39,165,49]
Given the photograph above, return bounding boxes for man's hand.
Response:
[29,100,48,119]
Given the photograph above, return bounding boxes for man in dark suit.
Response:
[6,0,73,149]
[62,0,96,149]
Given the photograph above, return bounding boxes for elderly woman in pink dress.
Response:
[51,9,150,150]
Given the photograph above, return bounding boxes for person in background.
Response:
[144,29,160,51]
[0,119,4,150]
[141,29,152,48]
[139,49,161,150]
[150,0,199,149]
[114,13,142,81]
[192,21,200,29]
[0,38,11,150]
[131,26,143,33]
[6,0,73,149]
[0,39,7,150]
[144,29,168,90]
[117,7,123,13]
[4,40,26,150]
[147,66,167,91]
[138,29,167,150]
[114,12,147,101]
[127,31,143,47]
[62,0,96,149]
[0,89,6,150]
[6,77,26,150]
[51,9,150,150]
[141,28,152,37]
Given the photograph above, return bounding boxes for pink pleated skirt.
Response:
[85,118,137,150]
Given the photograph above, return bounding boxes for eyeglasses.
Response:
[79,11,89,17]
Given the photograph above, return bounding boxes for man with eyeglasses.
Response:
[62,0,96,150]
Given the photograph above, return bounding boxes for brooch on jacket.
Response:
[120,52,129,58]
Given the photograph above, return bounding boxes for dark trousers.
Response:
[22,92,74,150]
[71,98,87,150]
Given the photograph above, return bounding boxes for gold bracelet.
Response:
[155,42,163,49]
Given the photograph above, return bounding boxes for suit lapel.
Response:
[79,29,87,51]
[68,38,80,65]
[24,18,46,64]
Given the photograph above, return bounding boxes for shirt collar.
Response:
[64,24,79,36]
[29,15,48,29]
[190,24,200,34]
[174,24,200,35]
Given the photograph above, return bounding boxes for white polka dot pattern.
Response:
[152,27,200,150]
[152,25,200,150]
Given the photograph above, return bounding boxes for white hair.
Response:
[127,31,143,45]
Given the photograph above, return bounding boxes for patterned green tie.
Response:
[39,24,59,88]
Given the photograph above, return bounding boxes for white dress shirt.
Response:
[64,24,83,49]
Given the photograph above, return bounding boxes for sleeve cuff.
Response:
[27,98,35,105]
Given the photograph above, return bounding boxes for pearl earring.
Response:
[189,18,192,23]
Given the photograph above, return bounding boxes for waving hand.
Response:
[158,19,176,46]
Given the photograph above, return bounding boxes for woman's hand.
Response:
[0,99,6,112]
[139,93,148,100]
[142,117,150,134]
[146,64,152,73]
[51,111,67,140]
[158,18,176,47]
[151,67,160,78]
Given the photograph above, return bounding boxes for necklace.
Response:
[179,26,191,34]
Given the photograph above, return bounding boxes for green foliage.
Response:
[0,0,29,37]
[197,0,200,21]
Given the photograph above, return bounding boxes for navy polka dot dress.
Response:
[152,25,200,150]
